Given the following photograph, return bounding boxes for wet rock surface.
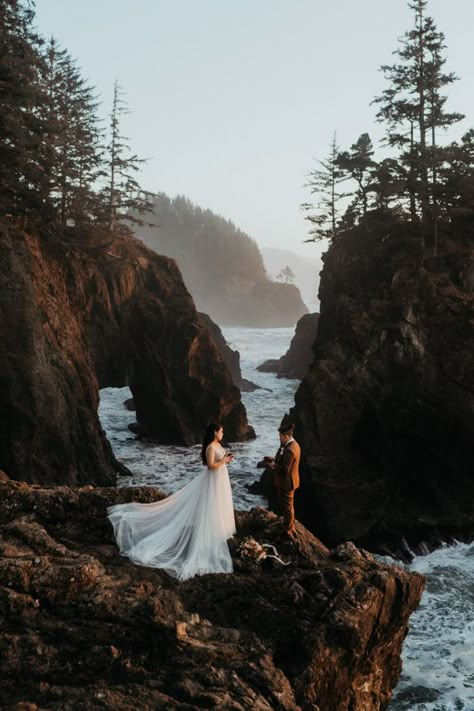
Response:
[0,481,424,710]
[198,312,259,392]
[257,313,319,380]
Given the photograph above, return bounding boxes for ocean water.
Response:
[99,327,473,710]
[99,327,299,509]
[388,542,474,711]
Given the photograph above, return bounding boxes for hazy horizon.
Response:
[34,0,474,262]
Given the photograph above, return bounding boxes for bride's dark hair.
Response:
[201,422,222,465]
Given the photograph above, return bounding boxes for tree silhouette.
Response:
[373,0,464,245]
[302,132,346,242]
[100,81,150,233]
[0,0,47,221]
[337,133,376,222]
[276,266,295,284]
[39,37,103,225]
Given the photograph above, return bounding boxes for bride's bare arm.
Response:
[206,446,232,470]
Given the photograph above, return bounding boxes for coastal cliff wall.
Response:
[290,218,474,553]
[0,225,254,486]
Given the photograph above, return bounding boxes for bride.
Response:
[107,422,236,581]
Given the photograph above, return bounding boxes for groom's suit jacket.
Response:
[273,439,301,492]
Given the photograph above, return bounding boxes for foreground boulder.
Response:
[290,218,474,554]
[0,225,254,486]
[0,481,424,710]
[257,313,319,379]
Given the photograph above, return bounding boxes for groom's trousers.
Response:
[277,488,295,535]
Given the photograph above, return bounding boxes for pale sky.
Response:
[34,1,474,258]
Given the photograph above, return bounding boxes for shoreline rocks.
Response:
[0,481,424,710]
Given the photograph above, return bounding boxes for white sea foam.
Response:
[389,542,474,710]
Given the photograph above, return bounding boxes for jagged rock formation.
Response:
[198,313,259,392]
[0,225,254,486]
[289,219,474,554]
[0,481,424,710]
[257,313,319,379]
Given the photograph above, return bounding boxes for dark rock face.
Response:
[290,221,474,554]
[198,312,259,392]
[0,226,254,485]
[0,481,424,710]
[257,313,319,379]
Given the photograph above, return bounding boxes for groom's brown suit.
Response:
[274,439,300,536]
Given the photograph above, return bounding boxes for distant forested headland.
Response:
[134,194,307,326]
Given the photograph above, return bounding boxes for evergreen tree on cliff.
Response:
[100,81,150,233]
[373,0,464,249]
[302,132,345,242]
[440,129,474,213]
[337,133,376,225]
[38,37,104,226]
[0,0,47,221]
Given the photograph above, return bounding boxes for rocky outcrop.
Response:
[211,279,308,328]
[0,481,424,710]
[0,224,254,486]
[257,313,319,379]
[289,218,474,555]
[198,312,259,392]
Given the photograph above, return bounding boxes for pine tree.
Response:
[0,0,47,221]
[301,132,345,242]
[439,129,474,212]
[337,133,376,221]
[371,158,401,211]
[100,81,150,233]
[373,0,464,240]
[38,38,104,226]
[276,266,295,284]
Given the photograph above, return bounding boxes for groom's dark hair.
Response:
[201,422,223,465]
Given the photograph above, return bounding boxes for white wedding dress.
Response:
[107,444,236,581]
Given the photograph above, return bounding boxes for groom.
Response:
[267,423,300,540]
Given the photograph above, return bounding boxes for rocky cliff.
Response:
[257,313,319,379]
[289,217,474,554]
[0,224,254,486]
[0,480,424,710]
[198,313,259,391]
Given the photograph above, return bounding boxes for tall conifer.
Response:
[373,0,463,240]
[0,0,46,220]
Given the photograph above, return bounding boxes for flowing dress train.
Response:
[107,445,236,581]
